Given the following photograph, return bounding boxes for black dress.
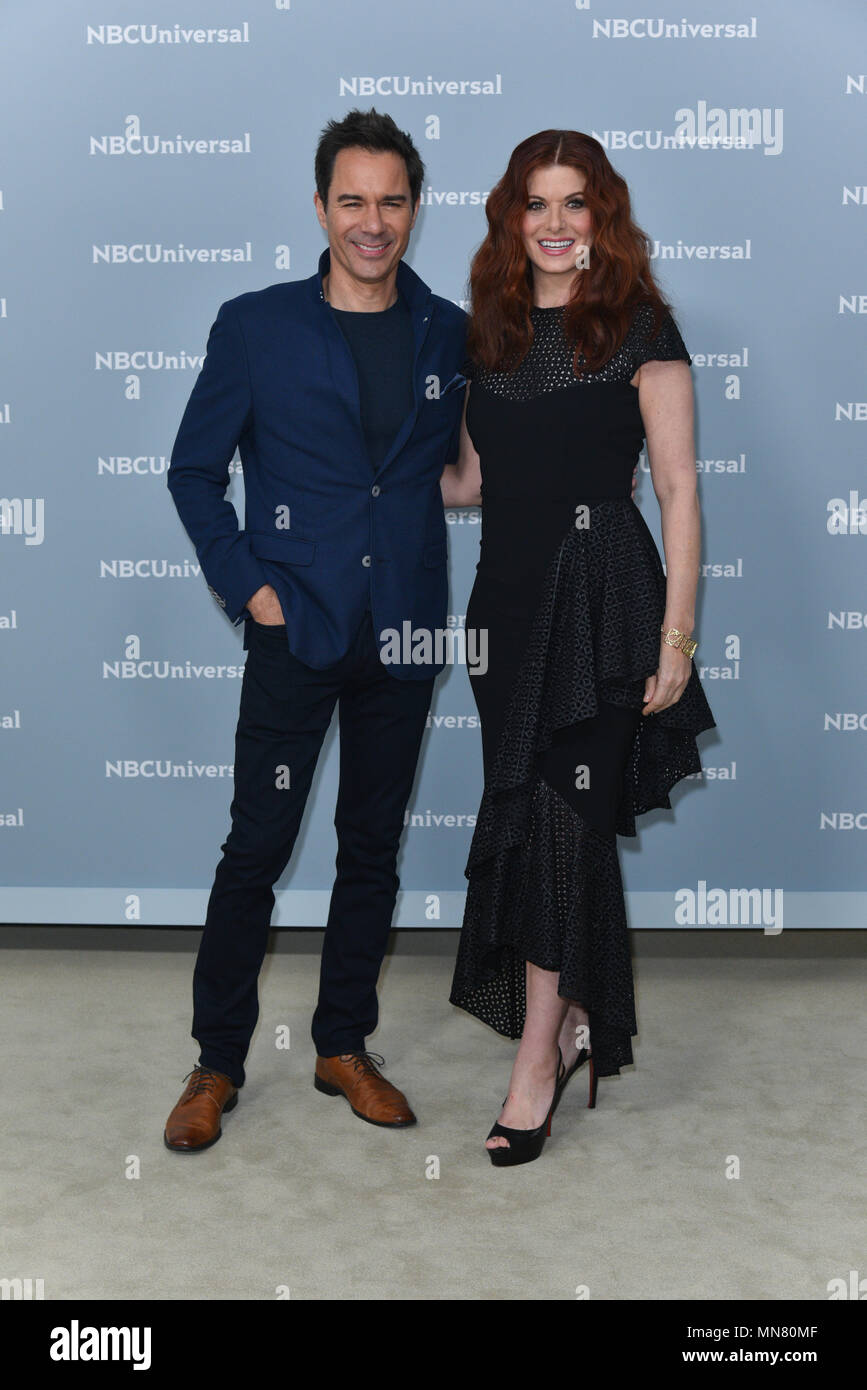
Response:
[449,302,717,1077]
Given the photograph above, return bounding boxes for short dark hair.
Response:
[314,108,424,207]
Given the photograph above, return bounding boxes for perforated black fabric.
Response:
[449,300,715,1076]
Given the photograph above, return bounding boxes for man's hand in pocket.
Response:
[246,584,285,625]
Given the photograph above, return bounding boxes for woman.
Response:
[440,130,717,1166]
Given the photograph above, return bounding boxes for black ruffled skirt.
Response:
[449,499,717,1076]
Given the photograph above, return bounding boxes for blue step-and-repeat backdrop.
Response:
[1,0,865,931]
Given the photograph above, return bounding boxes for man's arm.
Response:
[166,298,275,624]
[440,387,482,508]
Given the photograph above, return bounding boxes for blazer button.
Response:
[371,485,380,496]
[362,554,371,567]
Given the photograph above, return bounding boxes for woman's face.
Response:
[521,164,593,282]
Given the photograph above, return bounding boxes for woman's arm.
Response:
[440,387,482,508]
[637,358,700,713]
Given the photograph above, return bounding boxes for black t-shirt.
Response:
[330,293,415,469]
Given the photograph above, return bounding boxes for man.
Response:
[163,109,469,1151]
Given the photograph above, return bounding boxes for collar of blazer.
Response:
[308,246,438,480]
[311,246,433,318]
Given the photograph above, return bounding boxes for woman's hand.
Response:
[641,640,691,715]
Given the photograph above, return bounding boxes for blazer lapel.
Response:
[312,248,433,480]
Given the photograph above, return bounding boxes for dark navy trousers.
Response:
[193,609,435,1088]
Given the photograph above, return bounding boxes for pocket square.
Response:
[439,372,468,398]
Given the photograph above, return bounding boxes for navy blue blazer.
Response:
[167,248,468,678]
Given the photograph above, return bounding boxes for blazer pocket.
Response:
[423,540,448,568]
[248,532,315,566]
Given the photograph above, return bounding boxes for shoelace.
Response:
[182,1066,224,1098]
[338,1051,386,1079]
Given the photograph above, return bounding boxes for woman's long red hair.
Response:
[467,130,671,375]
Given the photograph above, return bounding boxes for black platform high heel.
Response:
[558,1046,598,1109]
[486,1049,566,1167]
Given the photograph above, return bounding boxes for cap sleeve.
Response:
[632,304,692,369]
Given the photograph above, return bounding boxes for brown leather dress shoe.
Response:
[164,1066,239,1152]
[314,1051,417,1128]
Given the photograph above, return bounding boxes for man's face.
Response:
[314,147,419,288]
